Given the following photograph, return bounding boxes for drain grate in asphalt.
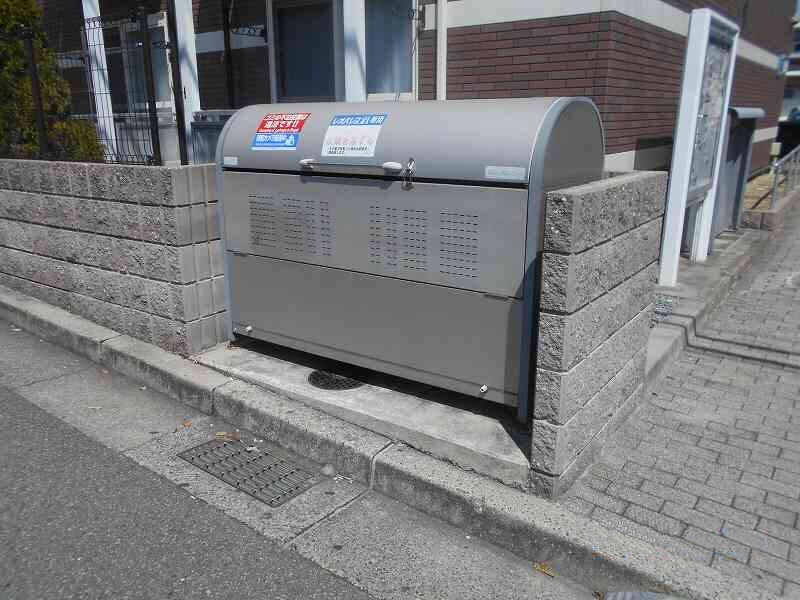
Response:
[178,439,317,507]
[308,369,364,391]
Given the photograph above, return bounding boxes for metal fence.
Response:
[770,143,800,209]
[80,13,163,164]
[15,6,189,166]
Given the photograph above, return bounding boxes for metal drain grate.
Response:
[178,439,316,507]
[308,369,363,391]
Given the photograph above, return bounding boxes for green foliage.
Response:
[50,119,105,162]
[0,0,103,161]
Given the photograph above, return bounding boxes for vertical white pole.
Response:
[692,31,739,262]
[436,0,447,100]
[81,0,118,160]
[342,0,367,102]
[658,10,711,287]
[171,0,200,161]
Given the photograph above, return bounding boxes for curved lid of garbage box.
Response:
[217,97,604,188]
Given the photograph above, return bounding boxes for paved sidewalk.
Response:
[699,201,800,360]
[561,204,800,597]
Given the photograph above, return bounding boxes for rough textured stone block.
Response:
[532,348,646,475]
[170,167,191,206]
[205,165,218,202]
[169,246,192,283]
[6,160,25,191]
[534,384,646,498]
[187,165,207,205]
[0,191,44,223]
[147,279,196,321]
[86,162,116,199]
[211,276,226,313]
[118,165,172,205]
[0,160,9,189]
[0,271,74,311]
[543,172,667,254]
[194,243,211,281]
[206,201,220,240]
[540,217,662,313]
[0,191,29,220]
[82,199,120,236]
[17,160,46,193]
[187,315,218,354]
[139,205,185,244]
[0,159,227,356]
[190,203,207,242]
[67,162,90,197]
[196,278,214,317]
[535,305,651,425]
[537,263,656,371]
[150,313,190,354]
[210,239,225,276]
[50,161,71,195]
[38,195,79,230]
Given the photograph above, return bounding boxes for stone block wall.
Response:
[0,159,228,355]
[531,171,667,496]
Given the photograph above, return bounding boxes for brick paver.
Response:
[561,203,800,597]
[700,204,800,356]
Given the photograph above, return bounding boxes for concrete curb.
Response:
[0,283,776,600]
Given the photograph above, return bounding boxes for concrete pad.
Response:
[0,325,94,388]
[16,367,198,451]
[290,491,595,600]
[198,344,530,487]
[125,415,367,544]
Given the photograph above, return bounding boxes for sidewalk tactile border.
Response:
[179,439,318,507]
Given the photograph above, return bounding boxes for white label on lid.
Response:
[223,155,239,166]
[485,165,526,181]
[321,113,388,157]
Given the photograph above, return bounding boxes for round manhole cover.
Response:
[308,370,364,391]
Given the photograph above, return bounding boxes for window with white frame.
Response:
[366,0,416,100]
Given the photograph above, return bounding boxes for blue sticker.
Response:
[251,132,300,151]
[329,113,388,126]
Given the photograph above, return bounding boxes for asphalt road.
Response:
[0,320,595,600]
[0,384,368,600]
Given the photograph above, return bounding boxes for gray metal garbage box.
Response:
[216,98,604,420]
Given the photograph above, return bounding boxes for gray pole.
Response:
[139,11,163,165]
[23,31,49,159]
[166,0,188,164]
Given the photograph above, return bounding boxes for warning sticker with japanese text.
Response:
[321,113,388,158]
[251,112,310,151]
[256,112,311,134]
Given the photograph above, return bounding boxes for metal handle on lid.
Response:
[381,161,403,172]
[298,158,319,168]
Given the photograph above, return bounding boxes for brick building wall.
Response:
[37,0,793,172]
[418,2,793,172]
[664,0,794,55]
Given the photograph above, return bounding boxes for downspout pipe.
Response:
[436,0,447,100]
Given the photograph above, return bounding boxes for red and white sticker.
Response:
[256,112,311,134]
